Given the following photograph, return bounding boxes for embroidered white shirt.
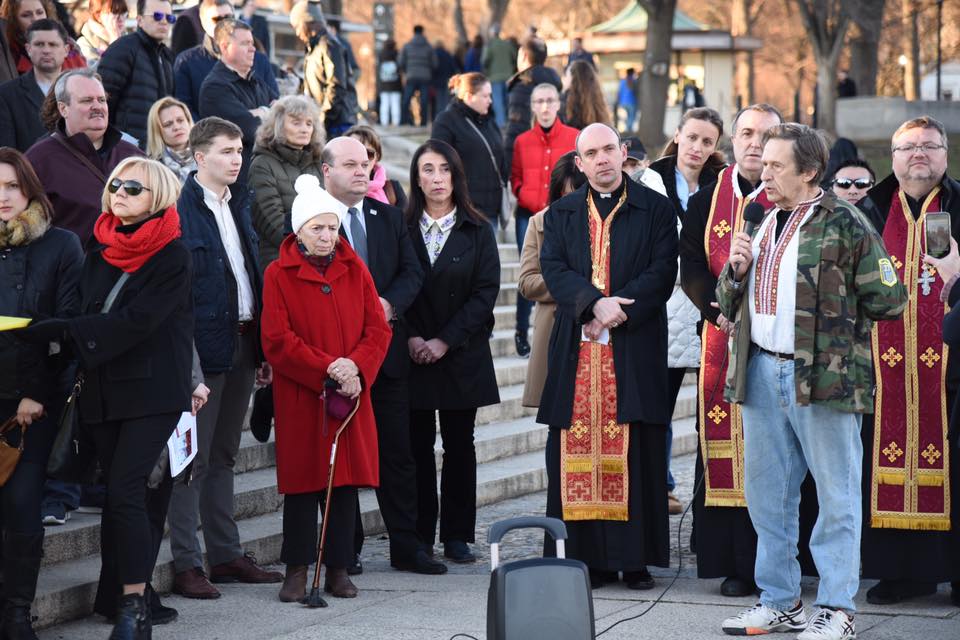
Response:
[419,208,457,265]
[197,177,256,321]
[746,193,822,354]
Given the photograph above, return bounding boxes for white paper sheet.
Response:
[580,327,610,345]
[168,412,198,477]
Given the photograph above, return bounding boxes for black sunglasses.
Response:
[153,11,176,24]
[108,178,152,196]
[834,177,873,190]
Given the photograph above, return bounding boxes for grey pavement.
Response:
[37,452,960,639]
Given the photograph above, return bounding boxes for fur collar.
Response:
[0,201,50,248]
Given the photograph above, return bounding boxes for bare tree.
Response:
[848,0,885,96]
[731,0,768,105]
[637,0,677,146]
[900,0,920,100]
[793,0,851,134]
[453,0,469,46]
[488,0,511,28]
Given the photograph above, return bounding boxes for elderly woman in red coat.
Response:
[261,174,391,602]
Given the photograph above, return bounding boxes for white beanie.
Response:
[290,175,344,234]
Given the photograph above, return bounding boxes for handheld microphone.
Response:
[742,201,766,236]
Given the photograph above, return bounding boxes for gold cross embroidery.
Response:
[882,441,904,463]
[603,421,621,440]
[921,444,942,465]
[881,347,903,368]
[891,255,903,270]
[713,219,732,238]
[707,405,728,425]
[920,347,941,369]
[570,421,588,440]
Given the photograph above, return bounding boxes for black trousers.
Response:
[88,412,179,585]
[0,398,59,535]
[353,374,422,562]
[282,486,357,569]
[409,408,477,546]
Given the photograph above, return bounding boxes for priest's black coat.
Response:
[536,177,678,428]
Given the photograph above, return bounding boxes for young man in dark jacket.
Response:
[168,116,280,599]
[503,38,561,175]
[198,18,274,198]
[97,0,175,148]
[398,25,436,126]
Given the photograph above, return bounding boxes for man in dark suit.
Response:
[320,136,446,575]
[0,19,69,151]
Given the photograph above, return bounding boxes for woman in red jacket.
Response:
[260,175,391,602]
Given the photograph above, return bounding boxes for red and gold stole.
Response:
[561,188,630,521]
[698,165,771,507]
[871,187,951,531]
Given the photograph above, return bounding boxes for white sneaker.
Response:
[797,608,856,640]
[722,601,807,635]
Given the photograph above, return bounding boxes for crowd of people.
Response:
[0,4,957,640]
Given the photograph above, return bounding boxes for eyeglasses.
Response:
[833,177,873,190]
[531,99,559,106]
[892,142,947,154]
[108,178,152,196]
[153,11,176,24]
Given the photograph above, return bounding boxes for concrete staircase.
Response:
[31,133,701,629]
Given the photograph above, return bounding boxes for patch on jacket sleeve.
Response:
[878,258,897,287]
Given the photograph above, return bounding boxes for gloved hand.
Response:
[14,318,70,344]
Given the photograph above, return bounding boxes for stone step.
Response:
[495,281,519,306]
[494,304,532,333]
[499,261,521,283]
[498,243,519,263]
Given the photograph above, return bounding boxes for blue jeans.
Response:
[741,350,863,612]
[41,479,81,513]
[491,81,507,128]
[515,212,533,335]
[402,79,431,126]
[620,103,637,132]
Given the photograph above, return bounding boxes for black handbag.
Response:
[45,373,96,483]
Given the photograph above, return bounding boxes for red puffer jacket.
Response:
[510,120,579,213]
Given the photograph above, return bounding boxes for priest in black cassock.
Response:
[538,123,678,589]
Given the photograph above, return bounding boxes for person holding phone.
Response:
[857,115,960,608]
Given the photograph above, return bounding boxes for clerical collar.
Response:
[589,177,626,219]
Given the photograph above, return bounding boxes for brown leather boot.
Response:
[323,568,358,598]
[278,565,308,603]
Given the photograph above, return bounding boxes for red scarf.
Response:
[94,205,182,273]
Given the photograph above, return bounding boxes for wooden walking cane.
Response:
[302,383,361,608]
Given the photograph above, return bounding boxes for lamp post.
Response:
[936,0,943,101]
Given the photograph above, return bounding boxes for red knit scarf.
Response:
[94,205,182,273]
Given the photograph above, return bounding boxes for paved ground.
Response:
[37,453,960,639]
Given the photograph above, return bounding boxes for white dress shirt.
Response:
[197,177,256,321]
[337,198,367,247]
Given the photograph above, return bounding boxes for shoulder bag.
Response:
[462,117,514,229]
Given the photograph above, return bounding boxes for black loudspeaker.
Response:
[486,516,595,640]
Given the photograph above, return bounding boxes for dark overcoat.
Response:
[536,177,678,427]
[0,70,46,151]
[405,213,500,410]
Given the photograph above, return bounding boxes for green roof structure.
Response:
[588,2,709,33]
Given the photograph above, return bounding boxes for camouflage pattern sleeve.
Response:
[853,217,909,321]
[715,262,746,322]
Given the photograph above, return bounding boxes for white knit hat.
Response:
[290,175,344,234]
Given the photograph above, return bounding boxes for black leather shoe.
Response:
[951,582,959,607]
[589,569,618,589]
[515,331,531,358]
[624,568,655,590]
[443,541,476,564]
[866,579,937,605]
[108,593,149,640]
[393,549,448,575]
[720,576,757,597]
[347,554,363,576]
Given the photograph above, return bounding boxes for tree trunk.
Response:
[849,0,885,96]
[731,0,754,105]
[638,0,677,147]
[453,0,468,47]
[794,0,850,135]
[488,0,511,28]
[901,0,921,100]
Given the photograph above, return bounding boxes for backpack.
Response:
[379,60,399,83]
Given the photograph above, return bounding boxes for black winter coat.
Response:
[503,65,563,175]
[170,5,202,57]
[339,197,423,380]
[98,29,174,148]
[178,173,262,374]
[70,235,194,424]
[537,178,679,427]
[648,154,723,218]
[431,99,505,222]
[0,71,46,151]
[405,213,500,410]
[0,209,82,404]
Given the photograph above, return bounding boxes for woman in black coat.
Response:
[404,140,500,564]
[431,72,504,232]
[0,148,82,640]
[18,157,194,640]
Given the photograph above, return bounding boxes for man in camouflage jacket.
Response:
[715,124,907,640]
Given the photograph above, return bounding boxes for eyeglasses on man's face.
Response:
[892,142,947,154]
[152,11,176,24]
[833,177,873,190]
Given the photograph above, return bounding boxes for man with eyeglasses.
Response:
[830,158,875,205]
[509,82,577,358]
[857,115,960,608]
[97,0,175,149]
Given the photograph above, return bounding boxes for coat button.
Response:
[16,283,22,290]
[87,340,97,350]
[321,284,331,294]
